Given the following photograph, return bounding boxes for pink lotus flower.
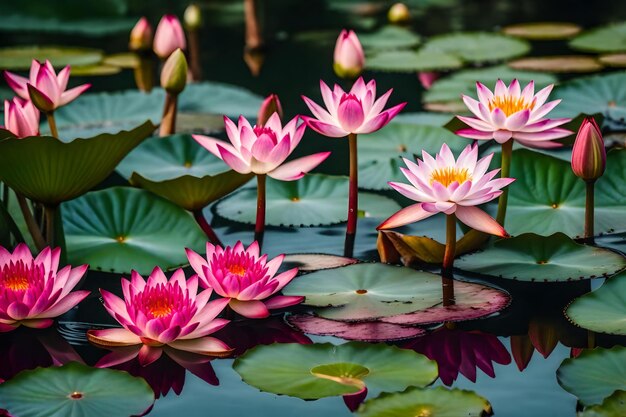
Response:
[333,29,365,78]
[571,116,606,181]
[153,14,187,59]
[193,114,330,180]
[3,97,39,138]
[4,60,91,112]
[186,241,303,319]
[87,267,232,366]
[377,143,514,236]
[302,77,406,138]
[0,244,89,332]
[456,79,572,149]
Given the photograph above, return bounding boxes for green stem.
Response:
[495,139,513,226]
[584,180,595,240]
[344,133,358,258]
[254,174,266,248]
[45,205,56,247]
[46,112,59,138]
[16,193,46,250]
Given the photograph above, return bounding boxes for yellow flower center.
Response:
[488,96,535,116]
[148,299,174,318]
[430,167,471,187]
[3,272,29,291]
[228,264,246,276]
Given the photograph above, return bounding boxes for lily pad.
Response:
[579,390,626,417]
[233,342,438,399]
[0,45,103,70]
[0,362,154,417]
[598,54,626,68]
[0,121,155,206]
[282,253,359,272]
[421,32,530,63]
[214,174,402,227]
[62,187,206,274]
[565,271,626,335]
[359,26,421,50]
[102,53,140,69]
[392,112,454,126]
[570,22,626,53]
[357,386,493,417]
[70,64,122,76]
[366,49,463,72]
[508,56,603,73]
[502,22,582,40]
[0,15,137,36]
[282,262,509,321]
[557,346,626,406]
[456,233,626,282]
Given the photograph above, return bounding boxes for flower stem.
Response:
[46,112,59,138]
[159,92,178,136]
[442,213,456,306]
[244,0,264,50]
[344,133,358,257]
[16,193,46,250]
[584,180,595,241]
[187,29,202,81]
[254,174,266,248]
[495,139,513,226]
[193,210,223,246]
[44,205,56,247]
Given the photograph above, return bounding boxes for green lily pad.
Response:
[508,56,603,73]
[0,46,103,70]
[282,262,509,321]
[70,64,122,76]
[357,386,493,417]
[421,32,530,63]
[366,49,463,72]
[0,362,154,417]
[392,112,454,126]
[456,233,626,282]
[0,121,155,206]
[557,346,626,406]
[570,22,626,53]
[565,271,626,335]
[0,15,137,36]
[358,123,469,190]
[102,52,140,69]
[579,390,626,417]
[62,187,206,274]
[502,22,582,40]
[359,25,421,50]
[233,342,438,399]
[214,174,402,227]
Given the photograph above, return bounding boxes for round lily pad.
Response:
[598,53,626,68]
[421,32,530,63]
[565,271,626,335]
[359,26,421,50]
[0,362,154,417]
[286,315,425,342]
[102,53,140,69]
[557,346,626,406]
[0,15,137,36]
[455,233,626,282]
[357,386,493,417]
[508,56,603,73]
[214,174,402,227]
[502,22,582,40]
[282,262,509,321]
[392,112,454,126]
[62,187,207,274]
[366,49,463,72]
[233,342,438,399]
[282,253,359,272]
[579,390,626,417]
[423,101,471,113]
[0,46,103,70]
[70,64,122,76]
[570,22,626,53]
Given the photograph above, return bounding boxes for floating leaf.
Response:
[366,49,462,72]
[357,386,493,417]
[282,253,359,272]
[0,15,137,36]
[565,271,626,335]
[359,25,421,50]
[579,390,626,417]
[233,342,438,399]
[62,187,206,274]
[570,22,626,53]
[456,233,626,282]
[392,112,454,126]
[0,45,103,70]
[421,32,530,63]
[70,64,122,76]
[102,52,140,69]
[0,362,154,417]
[502,22,582,40]
[598,53,626,68]
[557,346,626,406]
[508,56,603,73]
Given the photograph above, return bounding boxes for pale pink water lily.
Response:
[333,29,365,78]
[4,60,91,111]
[3,97,40,138]
[193,113,330,180]
[87,267,231,366]
[302,77,406,137]
[153,14,187,59]
[0,244,89,332]
[377,143,514,236]
[456,79,572,149]
[186,241,303,319]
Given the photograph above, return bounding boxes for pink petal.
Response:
[490,108,506,128]
[301,116,348,138]
[268,152,330,181]
[476,82,494,105]
[7,302,30,320]
[21,318,54,329]
[456,128,494,140]
[516,139,563,149]
[192,134,225,158]
[181,318,230,339]
[302,95,334,123]
[36,290,89,318]
[264,295,304,310]
[138,345,163,366]
[229,299,270,319]
[59,84,90,106]
[358,102,406,134]
[3,70,29,99]
[388,181,432,202]
[271,267,299,290]
[505,109,530,131]
[455,206,508,237]
[493,130,513,143]
[217,143,252,174]
[337,96,365,132]
[512,128,572,141]
[168,337,233,356]
[95,346,141,368]
[377,203,436,230]
[87,328,142,346]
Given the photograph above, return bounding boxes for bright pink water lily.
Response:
[0,244,89,332]
[153,14,187,59]
[302,77,406,137]
[186,241,303,319]
[3,97,39,138]
[193,113,330,180]
[4,60,91,111]
[456,79,572,149]
[87,267,231,366]
[377,143,514,236]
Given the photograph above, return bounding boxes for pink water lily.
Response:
[377,143,514,237]
[3,97,40,138]
[186,241,303,319]
[87,267,232,366]
[4,60,90,111]
[0,244,89,332]
[333,29,365,78]
[456,79,572,149]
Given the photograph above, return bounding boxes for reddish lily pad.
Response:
[508,56,603,73]
[282,253,359,272]
[502,22,582,40]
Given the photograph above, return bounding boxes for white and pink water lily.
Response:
[377,144,514,237]
[193,113,330,181]
[0,244,89,332]
[87,267,232,366]
[3,97,40,138]
[301,77,406,137]
[186,241,303,319]
[456,79,572,149]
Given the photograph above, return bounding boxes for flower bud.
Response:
[129,17,153,51]
[418,71,440,90]
[27,83,55,113]
[257,94,283,126]
[571,116,606,181]
[388,3,411,24]
[154,14,187,60]
[3,97,40,138]
[160,49,188,94]
[333,30,365,79]
[184,4,202,30]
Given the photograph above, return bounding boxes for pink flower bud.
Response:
[160,49,188,94]
[418,71,440,90]
[257,94,283,126]
[333,30,365,79]
[571,116,606,181]
[3,97,40,138]
[129,17,153,51]
[153,15,187,60]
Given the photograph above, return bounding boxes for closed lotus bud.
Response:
[160,49,188,94]
[388,3,411,24]
[257,94,283,126]
[184,4,202,30]
[571,116,606,181]
[154,14,187,60]
[27,83,55,113]
[418,71,440,90]
[129,17,153,51]
[333,30,365,79]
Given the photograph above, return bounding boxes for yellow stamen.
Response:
[430,167,471,187]
[3,273,29,291]
[489,96,535,116]
[228,264,246,276]
[148,300,173,318]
